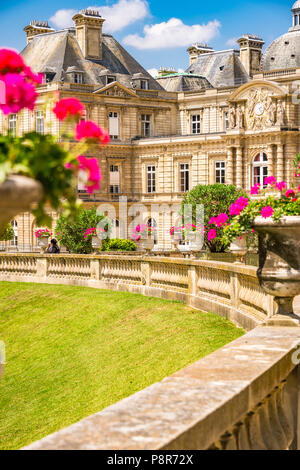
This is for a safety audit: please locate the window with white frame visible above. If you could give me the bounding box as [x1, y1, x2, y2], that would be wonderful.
[215, 161, 226, 184]
[142, 114, 151, 137]
[147, 217, 158, 245]
[110, 164, 120, 194]
[74, 73, 83, 84]
[109, 112, 119, 140]
[180, 163, 189, 192]
[224, 111, 229, 130]
[140, 79, 149, 90]
[191, 114, 201, 134]
[8, 114, 17, 136]
[253, 152, 268, 187]
[11, 219, 18, 246]
[35, 111, 44, 134]
[147, 165, 156, 193]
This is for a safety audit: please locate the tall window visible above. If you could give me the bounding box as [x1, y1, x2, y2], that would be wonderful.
[110, 164, 120, 194]
[224, 111, 229, 130]
[142, 114, 151, 137]
[74, 73, 83, 84]
[109, 112, 119, 140]
[35, 111, 44, 134]
[140, 80, 149, 90]
[8, 114, 17, 136]
[191, 114, 201, 134]
[147, 165, 156, 193]
[11, 220, 18, 246]
[147, 218, 158, 245]
[180, 163, 189, 192]
[253, 152, 268, 187]
[215, 161, 226, 184]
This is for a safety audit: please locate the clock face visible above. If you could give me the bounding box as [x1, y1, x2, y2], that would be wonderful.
[255, 102, 264, 116]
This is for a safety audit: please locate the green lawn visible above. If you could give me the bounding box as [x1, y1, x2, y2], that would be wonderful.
[0, 281, 244, 450]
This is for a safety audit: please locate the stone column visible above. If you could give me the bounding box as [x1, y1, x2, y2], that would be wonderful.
[36, 256, 47, 279]
[268, 145, 274, 177]
[226, 147, 233, 184]
[236, 146, 243, 188]
[277, 144, 284, 181]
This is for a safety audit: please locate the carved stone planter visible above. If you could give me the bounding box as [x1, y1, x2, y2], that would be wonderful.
[0, 175, 43, 233]
[137, 238, 154, 254]
[38, 235, 50, 253]
[92, 236, 102, 253]
[230, 233, 248, 264]
[187, 231, 204, 252]
[253, 216, 300, 324]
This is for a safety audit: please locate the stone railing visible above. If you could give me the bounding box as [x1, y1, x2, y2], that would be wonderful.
[1, 253, 299, 450]
[0, 253, 276, 330]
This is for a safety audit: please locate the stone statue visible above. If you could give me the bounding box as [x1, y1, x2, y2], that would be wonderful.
[267, 101, 276, 127]
[276, 101, 285, 126]
[228, 106, 236, 129]
[236, 105, 244, 129]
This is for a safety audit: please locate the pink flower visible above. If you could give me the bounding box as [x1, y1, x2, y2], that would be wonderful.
[0, 73, 37, 114]
[0, 49, 25, 75]
[77, 156, 101, 194]
[53, 98, 85, 121]
[75, 121, 110, 144]
[250, 184, 260, 195]
[229, 197, 249, 216]
[209, 217, 216, 225]
[207, 229, 217, 241]
[214, 213, 229, 227]
[276, 181, 287, 191]
[23, 66, 44, 85]
[264, 176, 277, 186]
[285, 189, 296, 198]
[261, 206, 274, 218]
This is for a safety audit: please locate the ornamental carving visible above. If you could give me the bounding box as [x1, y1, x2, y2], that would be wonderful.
[244, 87, 284, 130]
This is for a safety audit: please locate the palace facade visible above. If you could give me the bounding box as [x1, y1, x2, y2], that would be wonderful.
[2, 3, 300, 250]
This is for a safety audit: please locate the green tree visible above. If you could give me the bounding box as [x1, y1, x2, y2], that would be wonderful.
[0, 224, 14, 241]
[182, 184, 247, 252]
[55, 208, 110, 254]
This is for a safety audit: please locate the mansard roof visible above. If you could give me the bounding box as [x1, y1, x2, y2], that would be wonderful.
[21, 29, 163, 91]
[156, 73, 213, 92]
[185, 50, 250, 88]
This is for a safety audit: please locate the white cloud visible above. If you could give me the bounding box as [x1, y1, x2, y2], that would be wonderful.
[49, 0, 149, 33]
[49, 9, 77, 29]
[147, 68, 159, 77]
[226, 37, 238, 47]
[123, 18, 221, 50]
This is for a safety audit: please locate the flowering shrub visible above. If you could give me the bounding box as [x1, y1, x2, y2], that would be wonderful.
[131, 224, 156, 242]
[35, 229, 52, 239]
[222, 167, 300, 246]
[0, 223, 14, 241]
[84, 227, 106, 239]
[0, 48, 110, 226]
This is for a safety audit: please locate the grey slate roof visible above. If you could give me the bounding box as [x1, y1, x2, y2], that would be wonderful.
[262, 30, 300, 71]
[21, 29, 163, 91]
[156, 73, 213, 92]
[185, 50, 250, 88]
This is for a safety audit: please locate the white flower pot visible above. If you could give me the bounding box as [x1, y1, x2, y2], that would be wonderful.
[38, 235, 50, 253]
[230, 233, 248, 263]
[92, 236, 102, 252]
[187, 231, 204, 251]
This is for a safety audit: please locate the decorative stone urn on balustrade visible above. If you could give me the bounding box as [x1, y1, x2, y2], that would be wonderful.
[137, 237, 155, 254]
[0, 175, 43, 379]
[37, 235, 50, 253]
[253, 216, 300, 326]
[230, 233, 248, 264]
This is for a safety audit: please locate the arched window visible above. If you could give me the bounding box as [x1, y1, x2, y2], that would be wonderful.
[11, 220, 18, 246]
[147, 218, 158, 245]
[253, 152, 268, 187]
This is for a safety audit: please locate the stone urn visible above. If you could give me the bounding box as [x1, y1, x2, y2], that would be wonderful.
[137, 238, 154, 254]
[253, 216, 300, 324]
[92, 236, 102, 253]
[187, 231, 204, 252]
[230, 233, 248, 264]
[38, 235, 50, 253]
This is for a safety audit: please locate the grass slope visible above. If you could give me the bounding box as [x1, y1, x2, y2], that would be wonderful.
[0, 281, 244, 449]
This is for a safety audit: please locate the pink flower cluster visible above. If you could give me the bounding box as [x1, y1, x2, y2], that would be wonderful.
[229, 197, 249, 216]
[250, 183, 260, 195]
[35, 229, 52, 239]
[0, 49, 43, 115]
[132, 224, 156, 242]
[75, 121, 110, 145]
[84, 227, 105, 239]
[261, 206, 274, 219]
[53, 98, 85, 121]
[66, 156, 102, 195]
[209, 212, 229, 227]
[264, 176, 277, 186]
[207, 229, 217, 241]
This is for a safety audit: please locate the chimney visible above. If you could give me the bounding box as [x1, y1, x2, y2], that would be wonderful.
[72, 9, 105, 60]
[187, 43, 214, 65]
[237, 34, 265, 76]
[24, 21, 54, 44]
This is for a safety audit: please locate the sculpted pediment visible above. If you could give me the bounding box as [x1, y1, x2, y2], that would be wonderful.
[93, 82, 137, 98]
[227, 81, 288, 131]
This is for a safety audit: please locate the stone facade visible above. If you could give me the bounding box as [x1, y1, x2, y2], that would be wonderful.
[1, 5, 300, 250]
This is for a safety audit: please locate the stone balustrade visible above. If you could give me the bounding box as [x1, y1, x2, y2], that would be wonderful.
[1, 253, 299, 450]
[0, 253, 275, 330]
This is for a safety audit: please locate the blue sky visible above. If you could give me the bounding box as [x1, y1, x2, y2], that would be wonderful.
[0, 0, 294, 73]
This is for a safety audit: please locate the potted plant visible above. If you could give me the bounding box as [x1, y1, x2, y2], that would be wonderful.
[84, 227, 106, 253]
[182, 223, 205, 252]
[222, 172, 300, 323]
[132, 224, 156, 253]
[35, 229, 52, 252]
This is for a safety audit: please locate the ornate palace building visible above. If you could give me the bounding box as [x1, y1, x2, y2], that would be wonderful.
[1, 3, 300, 250]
